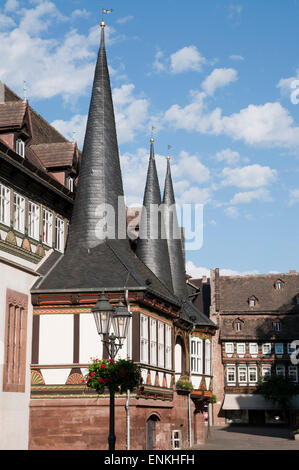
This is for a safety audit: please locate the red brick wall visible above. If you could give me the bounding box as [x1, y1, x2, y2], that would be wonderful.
[29, 393, 206, 450]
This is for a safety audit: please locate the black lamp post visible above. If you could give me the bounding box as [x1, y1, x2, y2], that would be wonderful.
[92, 293, 132, 451]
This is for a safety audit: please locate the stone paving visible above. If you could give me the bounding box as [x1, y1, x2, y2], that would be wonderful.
[194, 426, 299, 450]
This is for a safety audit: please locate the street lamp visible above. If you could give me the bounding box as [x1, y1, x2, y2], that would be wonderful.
[91, 292, 132, 451]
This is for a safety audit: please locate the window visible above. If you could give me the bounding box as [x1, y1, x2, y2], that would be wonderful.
[288, 342, 297, 355]
[42, 209, 53, 246]
[0, 183, 10, 226]
[3, 289, 28, 392]
[249, 297, 256, 307]
[262, 365, 271, 377]
[248, 366, 258, 383]
[275, 343, 284, 355]
[288, 366, 298, 382]
[55, 217, 65, 252]
[227, 366, 236, 383]
[140, 315, 149, 364]
[235, 322, 242, 331]
[191, 338, 203, 374]
[13, 192, 25, 233]
[16, 138, 25, 158]
[296, 296, 299, 305]
[171, 430, 182, 450]
[238, 366, 247, 383]
[275, 280, 283, 290]
[237, 343, 246, 355]
[150, 318, 157, 366]
[249, 343, 258, 355]
[66, 175, 74, 192]
[262, 343, 271, 355]
[276, 365, 285, 376]
[225, 342, 234, 354]
[165, 325, 172, 369]
[205, 339, 211, 375]
[157, 321, 164, 368]
[273, 321, 281, 331]
[28, 201, 40, 240]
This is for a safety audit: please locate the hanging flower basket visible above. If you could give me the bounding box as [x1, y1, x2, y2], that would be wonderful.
[83, 358, 141, 394]
[176, 375, 193, 393]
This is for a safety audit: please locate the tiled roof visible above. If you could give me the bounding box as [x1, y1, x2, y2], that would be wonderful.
[218, 273, 299, 313]
[0, 101, 26, 128]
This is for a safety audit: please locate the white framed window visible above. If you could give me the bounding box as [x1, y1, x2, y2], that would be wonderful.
[227, 366, 236, 384]
[0, 183, 10, 226]
[248, 366, 258, 383]
[249, 298, 256, 307]
[262, 365, 271, 377]
[158, 321, 164, 368]
[66, 175, 74, 192]
[275, 343, 284, 355]
[262, 343, 271, 355]
[140, 315, 149, 364]
[237, 343, 246, 355]
[150, 318, 157, 366]
[165, 324, 172, 370]
[288, 342, 297, 355]
[191, 337, 202, 374]
[249, 343, 258, 355]
[55, 217, 65, 252]
[28, 201, 40, 240]
[275, 280, 283, 290]
[238, 366, 247, 383]
[276, 365, 285, 376]
[16, 138, 25, 158]
[225, 342, 234, 354]
[235, 322, 242, 331]
[205, 339, 211, 375]
[42, 209, 53, 246]
[288, 366, 298, 382]
[13, 192, 25, 233]
[171, 430, 182, 450]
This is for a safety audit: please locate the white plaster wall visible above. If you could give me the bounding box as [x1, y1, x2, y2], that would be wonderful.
[80, 313, 103, 363]
[0, 260, 36, 450]
[39, 314, 73, 365]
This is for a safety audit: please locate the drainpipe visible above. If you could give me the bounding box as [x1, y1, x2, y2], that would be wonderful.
[125, 289, 131, 450]
[188, 323, 196, 447]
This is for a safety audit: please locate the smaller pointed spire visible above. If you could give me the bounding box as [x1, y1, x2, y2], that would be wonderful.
[136, 138, 173, 291]
[163, 154, 187, 299]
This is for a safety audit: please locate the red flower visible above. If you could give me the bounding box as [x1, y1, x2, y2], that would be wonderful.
[101, 363, 105, 369]
[90, 372, 95, 377]
[109, 359, 114, 364]
[81, 379, 85, 383]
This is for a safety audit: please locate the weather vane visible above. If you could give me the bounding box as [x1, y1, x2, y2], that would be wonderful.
[150, 126, 155, 142]
[23, 80, 27, 103]
[101, 4, 113, 26]
[167, 145, 172, 160]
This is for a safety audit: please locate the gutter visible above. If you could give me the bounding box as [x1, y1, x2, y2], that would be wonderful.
[188, 323, 196, 448]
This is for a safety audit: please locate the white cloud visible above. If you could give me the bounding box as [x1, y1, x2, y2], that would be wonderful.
[171, 151, 210, 184]
[116, 15, 134, 25]
[230, 188, 273, 205]
[170, 46, 206, 74]
[51, 114, 87, 148]
[201, 68, 237, 95]
[178, 186, 212, 205]
[224, 206, 239, 218]
[4, 0, 19, 12]
[71, 9, 90, 20]
[229, 54, 244, 61]
[221, 164, 277, 189]
[213, 148, 241, 165]
[0, 12, 16, 29]
[152, 48, 167, 73]
[289, 188, 299, 206]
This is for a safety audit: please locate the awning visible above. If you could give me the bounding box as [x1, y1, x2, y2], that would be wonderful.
[222, 394, 279, 410]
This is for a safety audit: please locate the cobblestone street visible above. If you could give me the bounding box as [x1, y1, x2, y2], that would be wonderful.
[195, 426, 299, 450]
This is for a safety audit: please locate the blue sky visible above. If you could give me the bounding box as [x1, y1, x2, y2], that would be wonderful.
[2, 0, 299, 277]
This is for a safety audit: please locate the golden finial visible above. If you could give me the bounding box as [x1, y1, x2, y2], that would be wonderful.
[150, 125, 155, 142]
[167, 145, 172, 160]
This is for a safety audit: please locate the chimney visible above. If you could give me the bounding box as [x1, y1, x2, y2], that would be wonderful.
[289, 270, 297, 274]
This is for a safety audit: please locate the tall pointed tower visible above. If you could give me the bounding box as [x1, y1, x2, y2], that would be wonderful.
[136, 138, 173, 291]
[163, 155, 187, 299]
[66, 21, 126, 251]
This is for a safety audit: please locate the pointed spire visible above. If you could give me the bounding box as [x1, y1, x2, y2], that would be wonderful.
[66, 22, 126, 251]
[136, 138, 173, 291]
[163, 155, 187, 299]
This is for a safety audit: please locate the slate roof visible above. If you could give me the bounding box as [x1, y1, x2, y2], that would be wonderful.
[30, 142, 78, 168]
[181, 299, 216, 327]
[218, 273, 299, 313]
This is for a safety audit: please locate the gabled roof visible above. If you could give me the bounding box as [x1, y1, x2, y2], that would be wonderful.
[0, 101, 27, 128]
[30, 142, 78, 168]
[181, 299, 216, 327]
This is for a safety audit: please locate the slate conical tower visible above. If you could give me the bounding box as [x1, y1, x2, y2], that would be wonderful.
[66, 21, 126, 252]
[163, 155, 187, 299]
[136, 139, 173, 291]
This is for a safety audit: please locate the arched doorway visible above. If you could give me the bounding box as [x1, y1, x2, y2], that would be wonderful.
[146, 415, 160, 450]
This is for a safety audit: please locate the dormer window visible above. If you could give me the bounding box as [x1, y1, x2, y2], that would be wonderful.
[275, 280, 283, 290]
[273, 321, 281, 332]
[248, 296, 258, 308]
[16, 138, 25, 158]
[66, 175, 74, 192]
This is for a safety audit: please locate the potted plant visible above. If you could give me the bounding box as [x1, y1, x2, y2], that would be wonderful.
[176, 375, 193, 393]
